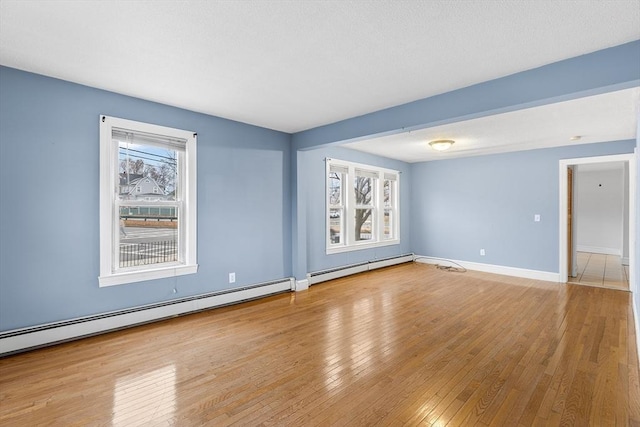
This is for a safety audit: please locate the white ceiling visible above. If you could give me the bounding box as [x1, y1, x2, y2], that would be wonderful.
[0, 0, 639, 158]
[345, 87, 640, 162]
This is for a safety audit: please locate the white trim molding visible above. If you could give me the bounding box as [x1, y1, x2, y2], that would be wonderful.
[414, 256, 561, 283]
[294, 279, 309, 291]
[576, 245, 622, 256]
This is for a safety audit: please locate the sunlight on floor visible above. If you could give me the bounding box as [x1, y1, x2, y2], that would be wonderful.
[322, 291, 398, 393]
[113, 364, 176, 426]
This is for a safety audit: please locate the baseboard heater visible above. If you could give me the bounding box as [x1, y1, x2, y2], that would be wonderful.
[0, 278, 294, 356]
[307, 253, 414, 286]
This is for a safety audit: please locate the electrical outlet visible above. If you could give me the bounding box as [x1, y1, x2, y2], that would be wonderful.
[534, 214, 541, 222]
[480, 249, 485, 256]
[229, 272, 236, 283]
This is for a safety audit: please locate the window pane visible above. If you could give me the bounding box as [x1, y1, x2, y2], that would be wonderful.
[355, 208, 373, 241]
[384, 209, 393, 239]
[118, 141, 178, 201]
[119, 207, 178, 267]
[329, 208, 342, 244]
[329, 172, 343, 206]
[384, 179, 392, 207]
[355, 176, 373, 206]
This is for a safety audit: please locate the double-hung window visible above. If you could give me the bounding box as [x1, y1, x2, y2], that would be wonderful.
[99, 116, 197, 286]
[326, 158, 400, 253]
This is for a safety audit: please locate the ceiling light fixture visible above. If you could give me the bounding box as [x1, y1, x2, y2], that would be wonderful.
[428, 139, 455, 151]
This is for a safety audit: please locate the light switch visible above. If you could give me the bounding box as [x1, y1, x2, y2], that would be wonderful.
[534, 214, 541, 222]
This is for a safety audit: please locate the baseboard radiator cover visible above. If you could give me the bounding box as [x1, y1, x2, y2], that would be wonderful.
[307, 253, 414, 286]
[0, 278, 294, 356]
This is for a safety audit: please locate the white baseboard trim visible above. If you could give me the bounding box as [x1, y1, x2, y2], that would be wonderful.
[295, 279, 309, 291]
[414, 256, 561, 283]
[0, 278, 292, 356]
[576, 245, 622, 256]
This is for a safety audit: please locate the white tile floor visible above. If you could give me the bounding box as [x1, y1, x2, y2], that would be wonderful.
[568, 252, 629, 291]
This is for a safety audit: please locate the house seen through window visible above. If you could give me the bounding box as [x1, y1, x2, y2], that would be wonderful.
[118, 136, 179, 267]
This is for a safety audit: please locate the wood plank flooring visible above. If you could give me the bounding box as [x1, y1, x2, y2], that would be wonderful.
[1, 263, 639, 426]
[568, 252, 629, 291]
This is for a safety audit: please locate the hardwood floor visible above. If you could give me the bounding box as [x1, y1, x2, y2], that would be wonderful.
[1, 263, 639, 426]
[568, 252, 629, 291]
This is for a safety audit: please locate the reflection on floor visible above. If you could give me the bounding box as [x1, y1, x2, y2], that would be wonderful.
[568, 251, 629, 291]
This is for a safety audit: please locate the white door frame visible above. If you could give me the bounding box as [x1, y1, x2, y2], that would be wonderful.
[558, 153, 636, 292]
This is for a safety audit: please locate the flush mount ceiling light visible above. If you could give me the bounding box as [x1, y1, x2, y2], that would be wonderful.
[428, 139, 455, 151]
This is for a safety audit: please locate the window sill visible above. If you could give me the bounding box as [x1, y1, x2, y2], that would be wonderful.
[99, 264, 198, 287]
[326, 239, 400, 255]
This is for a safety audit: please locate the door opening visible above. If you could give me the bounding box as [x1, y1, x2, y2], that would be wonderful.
[559, 154, 636, 295]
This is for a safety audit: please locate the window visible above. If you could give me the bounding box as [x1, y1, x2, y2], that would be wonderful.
[326, 159, 399, 253]
[99, 116, 197, 286]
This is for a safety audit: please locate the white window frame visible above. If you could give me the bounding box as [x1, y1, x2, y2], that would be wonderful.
[326, 158, 400, 254]
[99, 116, 197, 286]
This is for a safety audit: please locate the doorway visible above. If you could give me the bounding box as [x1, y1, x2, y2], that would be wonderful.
[567, 162, 629, 290]
[559, 153, 636, 294]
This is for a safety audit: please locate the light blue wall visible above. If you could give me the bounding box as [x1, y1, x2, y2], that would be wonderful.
[299, 147, 411, 273]
[0, 66, 292, 331]
[410, 141, 636, 273]
[2, 40, 639, 335]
